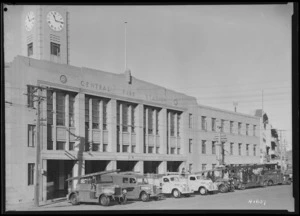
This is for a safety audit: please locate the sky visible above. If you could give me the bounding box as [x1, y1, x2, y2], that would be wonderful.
[4, 4, 294, 150]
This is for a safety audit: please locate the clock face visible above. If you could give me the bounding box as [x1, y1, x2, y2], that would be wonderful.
[47, 11, 64, 31]
[25, 11, 35, 31]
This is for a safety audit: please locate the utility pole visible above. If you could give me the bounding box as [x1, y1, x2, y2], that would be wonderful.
[26, 85, 49, 207]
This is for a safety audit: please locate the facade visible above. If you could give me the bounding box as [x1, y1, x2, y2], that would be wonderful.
[5, 5, 260, 205]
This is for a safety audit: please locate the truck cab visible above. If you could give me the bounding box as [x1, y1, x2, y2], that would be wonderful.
[186, 174, 219, 195]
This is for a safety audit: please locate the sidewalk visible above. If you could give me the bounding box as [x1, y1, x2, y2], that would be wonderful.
[5, 197, 67, 212]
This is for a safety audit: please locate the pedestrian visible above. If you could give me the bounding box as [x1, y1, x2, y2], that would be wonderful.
[181, 167, 186, 177]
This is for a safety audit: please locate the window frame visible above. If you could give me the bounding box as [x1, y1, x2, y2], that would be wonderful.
[50, 42, 61, 56]
[28, 124, 36, 147]
[27, 42, 33, 57]
[28, 163, 35, 186]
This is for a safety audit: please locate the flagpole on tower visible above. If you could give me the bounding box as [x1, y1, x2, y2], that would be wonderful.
[124, 21, 127, 70]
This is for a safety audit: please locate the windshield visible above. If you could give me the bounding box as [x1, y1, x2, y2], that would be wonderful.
[136, 177, 148, 184]
[170, 177, 180, 182]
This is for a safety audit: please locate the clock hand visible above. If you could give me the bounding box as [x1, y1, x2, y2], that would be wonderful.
[52, 14, 57, 22]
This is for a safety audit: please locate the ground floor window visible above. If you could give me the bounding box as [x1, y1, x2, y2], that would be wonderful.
[171, 147, 176, 154]
[57, 142, 65, 150]
[92, 143, 100, 151]
[28, 163, 35, 185]
[103, 144, 108, 152]
[123, 145, 129, 153]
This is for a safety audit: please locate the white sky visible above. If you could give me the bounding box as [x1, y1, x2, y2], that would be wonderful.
[4, 4, 294, 150]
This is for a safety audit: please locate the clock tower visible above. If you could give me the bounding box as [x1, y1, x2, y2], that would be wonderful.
[22, 5, 70, 64]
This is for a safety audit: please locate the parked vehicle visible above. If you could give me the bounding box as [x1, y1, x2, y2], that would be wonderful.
[103, 172, 163, 202]
[185, 174, 219, 195]
[65, 170, 127, 206]
[146, 174, 194, 198]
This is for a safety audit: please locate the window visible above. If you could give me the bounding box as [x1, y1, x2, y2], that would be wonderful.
[246, 144, 249, 156]
[148, 108, 154, 134]
[212, 164, 216, 169]
[163, 178, 169, 183]
[131, 105, 135, 133]
[238, 143, 242, 155]
[238, 122, 242, 134]
[170, 112, 175, 136]
[148, 146, 154, 154]
[92, 143, 100, 151]
[103, 144, 108, 152]
[212, 141, 216, 154]
[27, 43, 33, 56]
[103, 100, 108, 130]
[123, 145, 129, 153]
[189, 113, 192, 128]
[246, 124, 249, 135]
[69, 142, 75, 151]
[85, 97, 90, 129]
[253, 125, 256, 136]
[131, 145, 136, 153]
[50, 42, 60, 56]
[57, 141, 65, 150]
[177, 148, 180, 154]
[230, 121, 234, 133]
[221, 119, 225, 132]
[120, 103, 129, 132]
[69, 94, 75, 127]
[27, 85, 35, 108]
[28, 163, 35, 185]
[156, 147, 160, 154]
[28, 125, 36, 147]
[189, 139, 192, 153]
[212, 118, 216, 131]
[253, 145, 256, 156]
[156, 110, 159, 135]
[123, 178, 129, 183]
[177, 114, 180, 136]
[230, 143, 233, 155]
[190, 176, 196, 181]
[202, 164, 207, 171]
[201, 116, 206, 130]
[47, 90, 53, 125]
[56, 92, 65, 126]
[171, 147, 175, 154]
[92, 98, 99, 129]
[47, 141, 53, 150]
[202, 140, 206, 154]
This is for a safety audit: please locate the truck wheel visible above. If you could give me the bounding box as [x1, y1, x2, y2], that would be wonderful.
[172, 189, 181, 198]
[70, 193, 79, 205]
[99, 195, 110, 206]
[239, 184, 246, 190]
[268, 180, 273, 186]
[140, 192, 150, 202]
[199, 187, 207, 195]
[219, 184, 227, 193]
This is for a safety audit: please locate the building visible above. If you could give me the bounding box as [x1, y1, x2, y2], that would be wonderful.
[5, 5, 260, 205]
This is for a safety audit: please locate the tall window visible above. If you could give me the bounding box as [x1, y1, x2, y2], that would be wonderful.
[253, 125, 256, 136]
[177, 114, 180, 136]
[238, 122, 242, 134]
[201, 116, 206, 130]
[221, 119, 225, 132]
[28, 163, 35, 185]
[131, 105, 135, 133]
[246, 124, 249, 136]
[202, 164, 207, 171]
[212, 118, 216, 131]
[202, 140, 206, 154]
[156, 110, 159, 135]
[47, 90, 53, 125]
[56, 92, 65, 126]
[212, 141, 216, 154]
[148, 108, 154, 134]
[253, 145, 256, 156]
[85, 97, 89, 129]
[27, 43, 33, 56]
[238, 143, 242, 155]
[69, 94, 75, 127]
[246, 144, 249, 156]
[230, 121, 234, 134]
[123, 103, 129, 132]
[230, 143, 233, 155]
[28, 125, 36, 147]
[103, 100, 108, 130]
[50, 42, 60, 56]
[57, 141, 65, 150]
[27, 85, 35, 108]
[189, 139, 192, 153]
[170, 112, 175, 136]
[189, 113, 192, 128]
[92, 98, 100, 129]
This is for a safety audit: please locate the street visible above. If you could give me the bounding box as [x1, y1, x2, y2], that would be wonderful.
[6, 184, 294, 212]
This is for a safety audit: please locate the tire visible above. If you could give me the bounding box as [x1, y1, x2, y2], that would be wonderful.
[219, 184, 227, 193]
[140, 191, 150, 202]
[70, 193, 79, 205]
[99, 195, 110, 206]
[172, 189, 181, 198]
[199, 187, 207, 195]
[239, 184, 246, 190]
[263, 180, 268, 187]
[268, 180, 273, 186]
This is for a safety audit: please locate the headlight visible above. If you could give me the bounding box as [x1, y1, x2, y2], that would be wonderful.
[122, 189, 127, 194]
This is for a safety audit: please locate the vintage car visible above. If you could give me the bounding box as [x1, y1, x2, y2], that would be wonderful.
[147, 174, 194, 198]
[186, 174, 219, 195]
[104, 172, 163, 202]
[66, 170, 127, 206]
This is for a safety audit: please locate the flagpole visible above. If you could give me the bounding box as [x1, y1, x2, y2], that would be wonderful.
[124, 21, 127, 70]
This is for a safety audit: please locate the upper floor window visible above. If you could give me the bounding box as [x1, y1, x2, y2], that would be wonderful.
[238, 122, 242, 134]
[212, 118, 216, 131]
[47, 90, 53, 125]
[230, 121, 234, 134]
[202, 140, 206, 154]
[189, 113, 192, 128]
[50, 42, 60, 56]
[212, 141, 216, 154]
[28, 124, 36, 147]
[27, 43, 33, 56]
[189, 139, 192, 153]
[238, 143, 242, 155]
[230, 142, 234, 155]
[201, 116, 206, 130]
[103, 100, 108, 130]
[28, 163, 35, 185]
[246, 124, 249, 136]
[69, 94, 75, 127]
[148, 108, 154, 134]
[253, 125, 256, 136]
[253, 145, 256, 156]
[221, 119, 225, 132]
[177, 114, 180, 136]
[27, 85, 35, 108]
[246, 144, 249, 156]
[56, 92, 65, 126]
[92, 98, 100, 129]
